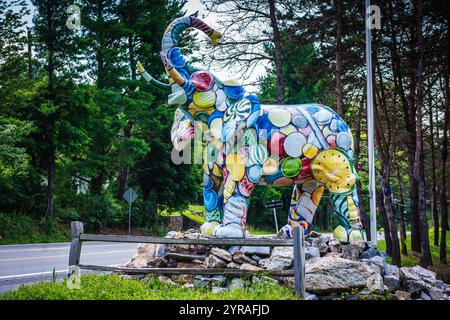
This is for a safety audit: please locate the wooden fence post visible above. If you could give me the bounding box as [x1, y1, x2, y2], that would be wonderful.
[293, 226, 305, 298]
[68, 221, 84, 276]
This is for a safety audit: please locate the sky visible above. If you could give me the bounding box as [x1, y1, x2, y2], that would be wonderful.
[17, 0, 267, 91]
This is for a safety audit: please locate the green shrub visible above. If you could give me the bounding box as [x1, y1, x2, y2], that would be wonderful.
[0, 274, 299, 300]
[0, 212, 70, 244]
[79, 193, 123, 230]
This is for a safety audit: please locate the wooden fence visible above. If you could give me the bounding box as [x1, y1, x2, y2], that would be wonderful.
[68, 221, 306, 297]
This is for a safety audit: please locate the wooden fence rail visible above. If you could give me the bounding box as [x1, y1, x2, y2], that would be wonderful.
[68, 221, 305, 298]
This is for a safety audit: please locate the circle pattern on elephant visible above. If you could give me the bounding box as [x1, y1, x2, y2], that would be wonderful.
[224, 99, 252, 122]
[281, 157, 302, 177]
[247, 165, 262, 183]
[237, 175, 254, 197]
[311, 149, 355, 194]
[190, 71, 215, 91]
[203, 173, 213, 190]
[283, 132, 306, 157]
[268, 109, 291, 127]
[262, 158, 279, 175]
[193, 90, 216, 109]
[225, 154, 245, 181]
[204, 189, 218, 211]
[248, 144, 268, 165]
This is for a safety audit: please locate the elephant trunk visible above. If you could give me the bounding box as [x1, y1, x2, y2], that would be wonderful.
[160, 16, 222, 87]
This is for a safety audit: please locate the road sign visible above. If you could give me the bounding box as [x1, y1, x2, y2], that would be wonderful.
[123, 188, 137, 204]
[123, 188, 138, 236]
[264, 200, 283, 210]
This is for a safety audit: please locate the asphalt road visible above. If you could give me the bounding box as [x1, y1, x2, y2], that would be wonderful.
[0, 241, 138, 293]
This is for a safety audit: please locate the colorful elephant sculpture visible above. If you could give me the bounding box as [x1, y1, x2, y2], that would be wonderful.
[138, 16, 365, 242]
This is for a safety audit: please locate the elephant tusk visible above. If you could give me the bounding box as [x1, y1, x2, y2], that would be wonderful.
[136, 61, 170, 92]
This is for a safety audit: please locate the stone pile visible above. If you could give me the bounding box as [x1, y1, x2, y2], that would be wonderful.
[124, 229, 450, 300]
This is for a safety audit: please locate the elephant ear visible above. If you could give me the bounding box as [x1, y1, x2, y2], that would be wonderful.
[171, 108, 194, 151]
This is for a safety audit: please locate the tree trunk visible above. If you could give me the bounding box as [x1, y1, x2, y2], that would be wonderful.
[429, 106, 439, 246]
[27, 27, 33, 80]
[387, 1, 421, 253]
[439, 57, 449, 264]
[414, 0, 432, 267]
[396, 167, 408, 255]
[268, 0, 285, 104]
[380, 165, 401, 265]
[335, 0, 344, 117]
[378, 187, 392, 256]
[45, 149, 55, 218]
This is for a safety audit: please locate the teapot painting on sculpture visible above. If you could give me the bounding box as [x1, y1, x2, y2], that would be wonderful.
[138, 16, 365, 241]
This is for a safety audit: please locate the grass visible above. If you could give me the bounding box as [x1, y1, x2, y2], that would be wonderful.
[377, 227, 450, 267]
[377, 227, 450, 282]
[0, 274, 299, 300]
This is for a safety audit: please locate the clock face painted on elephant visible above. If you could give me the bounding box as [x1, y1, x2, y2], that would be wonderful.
[137, 16, 366, 242]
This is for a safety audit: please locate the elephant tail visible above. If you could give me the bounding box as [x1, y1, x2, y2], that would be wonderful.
[161, 16, 222, 64]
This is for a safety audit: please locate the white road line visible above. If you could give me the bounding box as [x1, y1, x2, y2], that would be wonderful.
[0, 264, 121, 280]
[0, 243, 136, 253]
[0, 249, 136, 262]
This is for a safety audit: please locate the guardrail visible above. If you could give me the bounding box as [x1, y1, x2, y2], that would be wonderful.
[68, 221, 306, 297]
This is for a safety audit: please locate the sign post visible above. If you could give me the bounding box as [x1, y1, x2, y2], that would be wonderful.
[365, 0, 378, 246]
[123, 188, 137, 236]
[264, 200, 283, 233]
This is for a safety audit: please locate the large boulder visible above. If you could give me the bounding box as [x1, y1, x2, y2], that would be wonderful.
[400, 266, 436, 293]
[305, 256, 376, 294]
[267, 246, 294, 271]
[340, 241, 367, 261]
[384, 275, 400, 292]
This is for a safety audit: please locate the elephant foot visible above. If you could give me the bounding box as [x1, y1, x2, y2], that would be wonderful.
[214, 223, 245, 238]
[200, 221, 220, 236]
[333, 225, 366, 243]
[279, 224, 309, 238]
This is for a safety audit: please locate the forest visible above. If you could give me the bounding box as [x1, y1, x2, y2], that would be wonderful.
[0, 0, 448, 269]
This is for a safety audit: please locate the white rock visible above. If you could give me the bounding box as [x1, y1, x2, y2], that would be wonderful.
[305, 256, 376, 294]
[204, 254, 227, 268]
[211, 247, 232, 262]
[240, 246, 271, 256]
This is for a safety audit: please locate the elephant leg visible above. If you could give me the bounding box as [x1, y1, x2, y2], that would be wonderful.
[214, 167, 254, 238]
[331, 189, 366, 242]
[200, 149, 224, 236]
[280, 181, 324, 238]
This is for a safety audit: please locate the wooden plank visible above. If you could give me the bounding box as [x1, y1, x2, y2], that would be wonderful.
[68, 221, 84, 275]
[80, 234, 294, 246]
[293, 226, 305, 298]
[79, 264, 294, 277]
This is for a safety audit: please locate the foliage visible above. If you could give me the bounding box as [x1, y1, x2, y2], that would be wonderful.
[0, 212, 70, 244]
[0, 274, 299, 300]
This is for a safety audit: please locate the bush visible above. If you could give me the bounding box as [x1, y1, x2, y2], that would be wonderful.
[78, 193, 123, 231]
[0, 212, 70, 244]
[0, 274, 299, 300]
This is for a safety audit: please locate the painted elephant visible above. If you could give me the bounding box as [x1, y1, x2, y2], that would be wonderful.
[138, 16, 365, 242]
